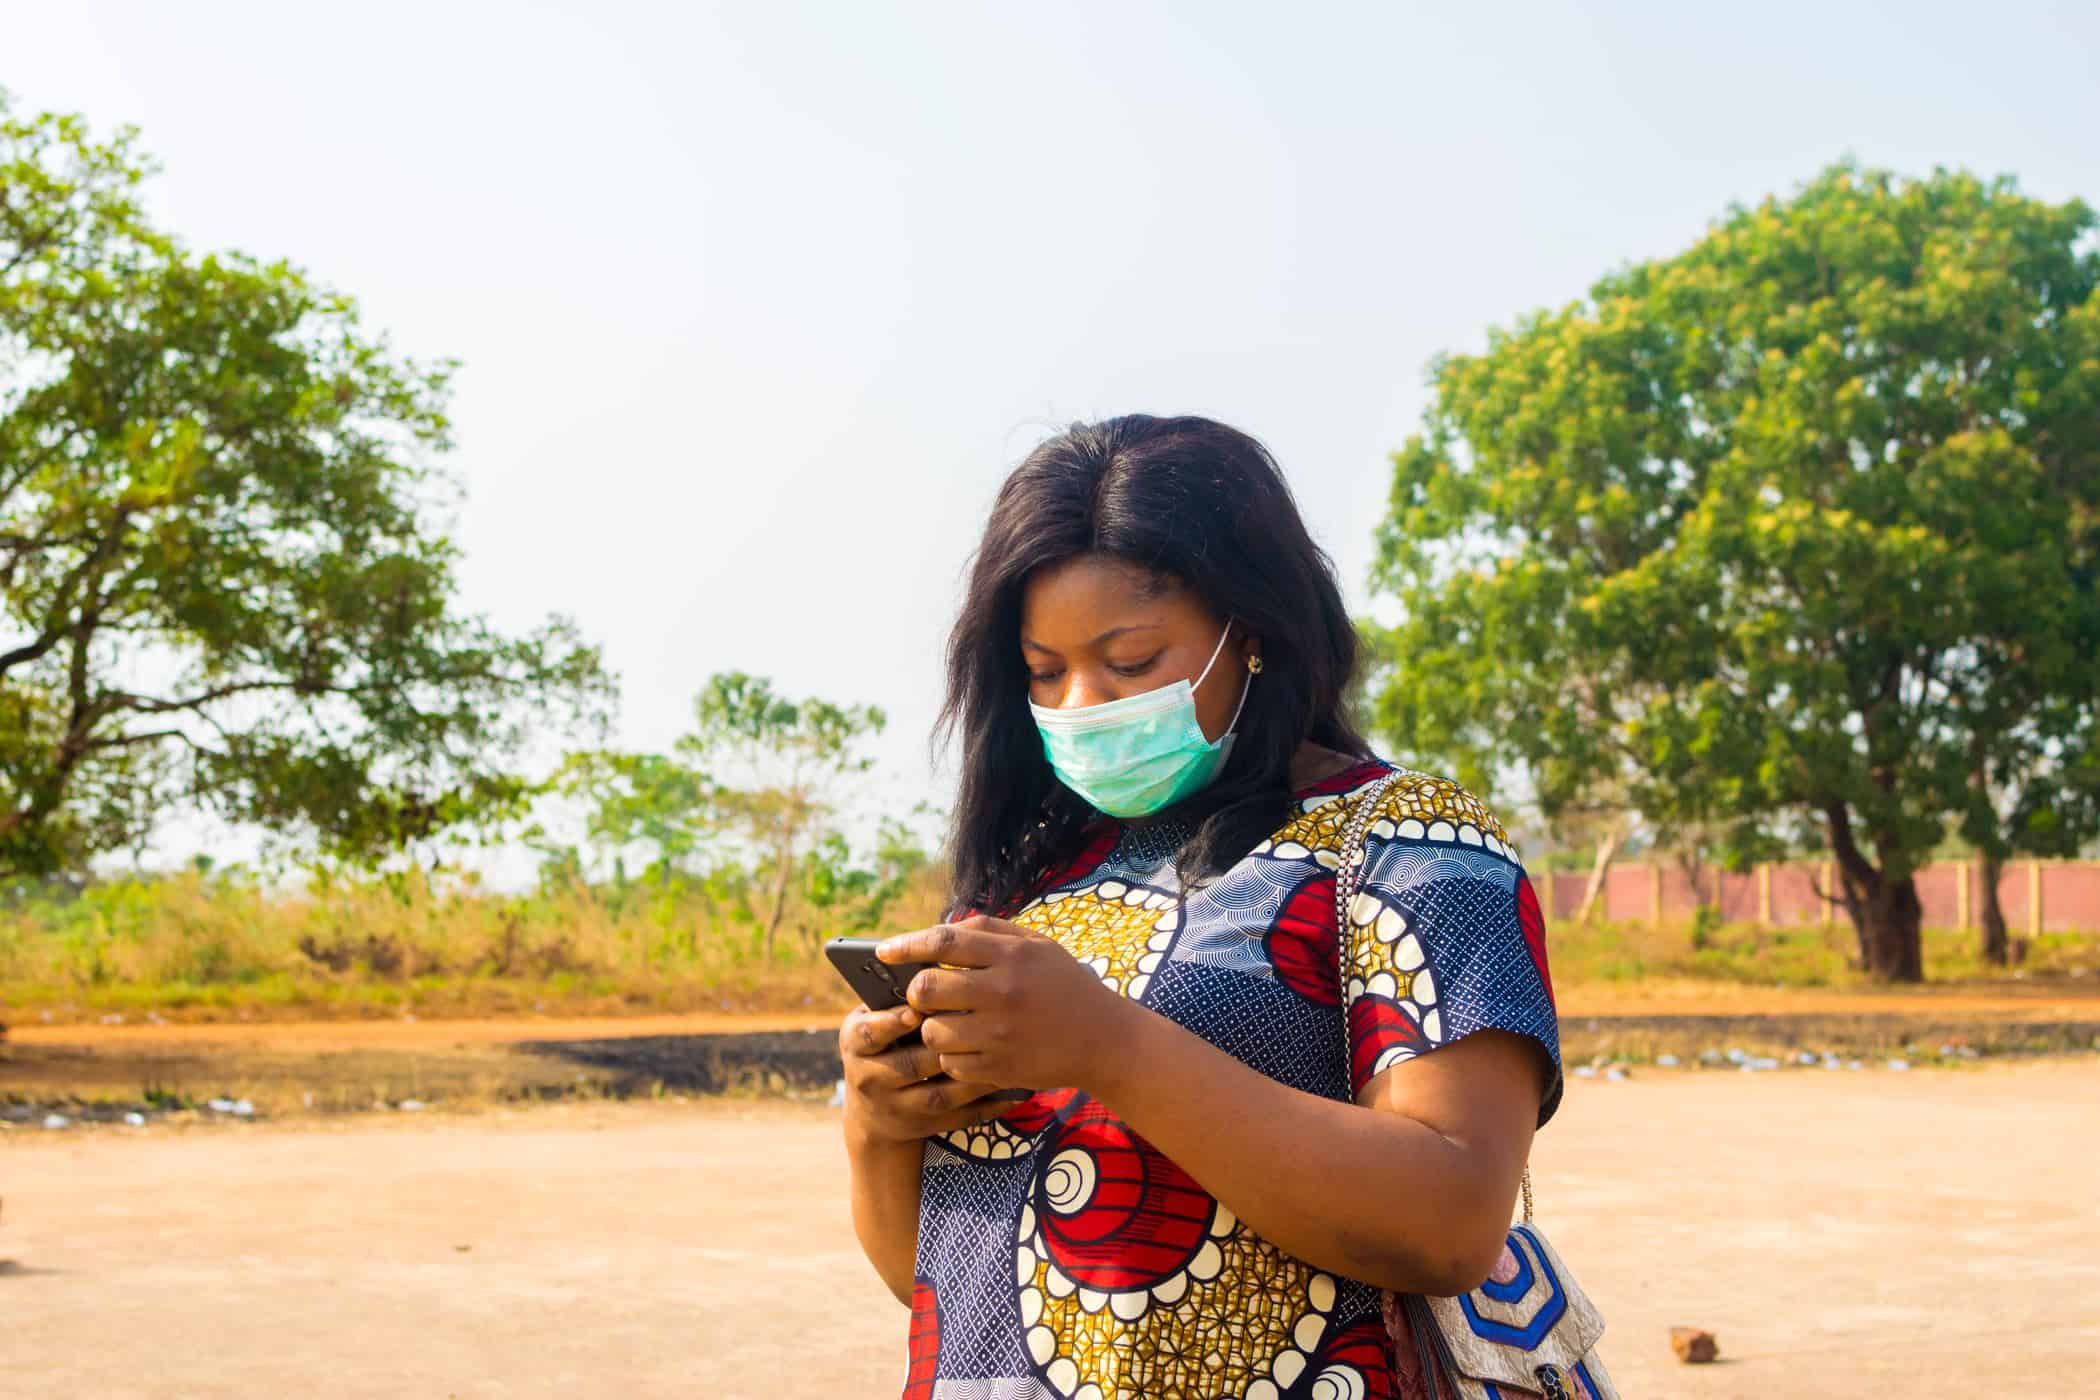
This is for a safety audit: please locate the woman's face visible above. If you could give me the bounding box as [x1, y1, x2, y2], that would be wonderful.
[1019, 555, 1258, 745]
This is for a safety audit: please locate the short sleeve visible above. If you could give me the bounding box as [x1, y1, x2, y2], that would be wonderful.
[1338, 774, 1563, 1127]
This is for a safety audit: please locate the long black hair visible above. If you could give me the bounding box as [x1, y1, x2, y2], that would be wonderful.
[933, 414, 1373, 919]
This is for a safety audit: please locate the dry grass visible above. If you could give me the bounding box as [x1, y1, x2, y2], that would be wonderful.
[0, 863, 942, 1025]
[4, 864, 2095, 1028]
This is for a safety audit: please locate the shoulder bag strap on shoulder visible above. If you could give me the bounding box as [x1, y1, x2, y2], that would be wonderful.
[1333, 768, 1534, 1223]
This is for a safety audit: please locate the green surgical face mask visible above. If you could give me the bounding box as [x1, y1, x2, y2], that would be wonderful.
[1029, 619, 1252, 819]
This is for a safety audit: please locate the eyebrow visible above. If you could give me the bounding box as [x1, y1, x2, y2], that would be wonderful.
[1020, 623, 1162, 653]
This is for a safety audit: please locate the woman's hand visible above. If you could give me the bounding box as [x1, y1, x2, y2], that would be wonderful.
[837, 999, 1012, 1147]
[877, 913, 1137, 1095]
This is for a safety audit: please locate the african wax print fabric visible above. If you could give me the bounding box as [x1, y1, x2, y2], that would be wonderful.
[902, 757, 1562, 1400]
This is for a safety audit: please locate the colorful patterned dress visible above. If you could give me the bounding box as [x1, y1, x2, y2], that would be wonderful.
[903, 756, 1562, 1400]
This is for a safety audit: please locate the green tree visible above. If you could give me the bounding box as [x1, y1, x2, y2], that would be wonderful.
[684, 671, 885, 959]
[1963, 682, 2100, 963]
[551, 746, 716, 890]
[0, 92, 613, 875]
[1368, 161, 2100, 982]
[798, 809, 937, 946]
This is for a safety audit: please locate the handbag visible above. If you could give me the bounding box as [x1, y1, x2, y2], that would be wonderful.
[1334, 771, 1619, 1400]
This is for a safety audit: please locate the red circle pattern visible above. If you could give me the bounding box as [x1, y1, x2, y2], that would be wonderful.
[1034, 1098, 1216, 1292]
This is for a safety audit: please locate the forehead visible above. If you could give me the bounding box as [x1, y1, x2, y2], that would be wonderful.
[1020, 556, 1198, 642]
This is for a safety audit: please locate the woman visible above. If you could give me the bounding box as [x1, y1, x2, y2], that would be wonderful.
[841, 415, 1561, 1400]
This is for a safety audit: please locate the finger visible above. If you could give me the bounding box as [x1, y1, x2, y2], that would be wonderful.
[936, 1051, 996, 1085]
[864, 1004, 924, 1056]
[918, 1011, 987, 1057]
[896, 1073, 996, 1117]
[842, 1002, 923, 1059]
[905, 967, 981, 1014]
[879, 922, 1005, 969]
[867, 1038, 945, 1086]
[838, 1004, 875, 1059]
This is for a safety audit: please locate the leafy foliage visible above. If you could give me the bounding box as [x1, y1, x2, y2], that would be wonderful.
[551, 747, 716, 888]
[523, 672, 912, 959]
[684, 671, 889, 956]
[0, 90, 613, 874]
[1369, 160, 2100, 980]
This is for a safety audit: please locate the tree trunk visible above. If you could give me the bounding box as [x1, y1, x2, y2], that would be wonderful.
[1676, 849, 1713, 913]
[1836, 866, 1870, 969]
[1978, 852, 2009, 967]
[1855, 872, 1925, 981]
[761, 842, 795, 960]
[1824, 804, 1925, 983]
[1576, 829, 1621, 923]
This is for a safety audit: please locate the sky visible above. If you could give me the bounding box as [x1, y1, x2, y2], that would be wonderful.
[9, 1, 2100, 879]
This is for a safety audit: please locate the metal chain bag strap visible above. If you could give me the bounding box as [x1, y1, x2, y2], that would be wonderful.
[1333, 772, 1619, 1400]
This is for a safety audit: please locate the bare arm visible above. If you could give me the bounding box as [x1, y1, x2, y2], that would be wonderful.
[1089, 1007, 1544, 1296]
[890, 917, 1547, 1298]
[845, 1123, 928, 1306]
[839, 1001, 1011, 1305]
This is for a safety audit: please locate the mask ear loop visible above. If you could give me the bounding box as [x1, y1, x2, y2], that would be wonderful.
[1191, 616, 1236, 693]
[1219, 655, 1253, 737]
[1200, 616, 1252, 740]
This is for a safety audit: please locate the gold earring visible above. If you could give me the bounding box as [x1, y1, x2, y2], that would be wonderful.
[1247, 655, 1263, 674]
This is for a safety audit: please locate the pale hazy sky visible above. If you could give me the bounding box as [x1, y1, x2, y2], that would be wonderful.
[11, 2, 2100, 874]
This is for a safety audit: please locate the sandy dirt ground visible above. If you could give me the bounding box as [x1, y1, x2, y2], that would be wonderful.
[3, 1060, 2096, 1398]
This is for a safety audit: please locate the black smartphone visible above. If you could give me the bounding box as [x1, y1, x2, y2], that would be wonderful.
[825, 935, 932, 1020]
[824, 936, 1030, 1102]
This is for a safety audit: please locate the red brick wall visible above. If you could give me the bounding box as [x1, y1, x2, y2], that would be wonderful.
[1769, 864, 1823, 924]
[1529, 859, 2100, 931]
[2048, 863, 2100, 931]
[1914, 864, 1963, 928]
[1543, 871, 1589, 920]
[1714, 868, 1761, 923]
[1604, 864, 1653, 922]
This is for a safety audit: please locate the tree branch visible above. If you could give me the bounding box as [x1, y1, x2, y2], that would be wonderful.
[0, 503, 132, 678]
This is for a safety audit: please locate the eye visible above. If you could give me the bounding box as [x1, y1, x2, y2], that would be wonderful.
[1028, 657, 1158, 686]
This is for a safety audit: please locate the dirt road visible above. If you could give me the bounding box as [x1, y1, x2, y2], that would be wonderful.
[3, 1060, 2096, 1398]
[11, 983, 2098, 1122]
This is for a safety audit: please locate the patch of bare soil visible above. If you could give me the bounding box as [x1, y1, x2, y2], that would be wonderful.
[1, 1009, 839, 1050]
[7, 988, 2099, 1126]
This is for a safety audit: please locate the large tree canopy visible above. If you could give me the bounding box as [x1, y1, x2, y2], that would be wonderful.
[1369, 160, 2100, 981]
[0, 92, 612, 876]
